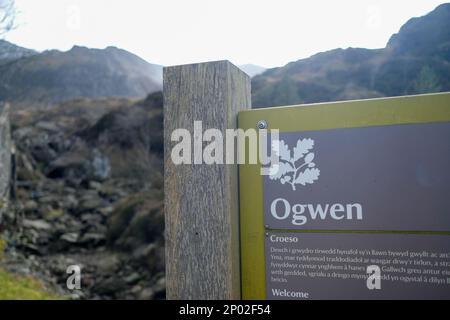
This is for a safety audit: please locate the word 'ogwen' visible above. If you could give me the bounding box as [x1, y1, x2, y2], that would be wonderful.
[270, 198, 363, 226]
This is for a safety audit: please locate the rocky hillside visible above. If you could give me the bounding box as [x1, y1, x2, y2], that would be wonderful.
[1, 92, 165, 299]
[0, 44, 162, 104]
[252, 3, 450, 107]
[0, 40, 36, 64]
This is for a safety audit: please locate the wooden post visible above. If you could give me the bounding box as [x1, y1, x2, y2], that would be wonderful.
[164, 61, 251, 299]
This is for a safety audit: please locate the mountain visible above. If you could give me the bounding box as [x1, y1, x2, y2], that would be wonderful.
[252, 3, 450, 108]
[386, 3, 450, 57]
[1, 3, 449, 107]
[239, 64, 267, 77]
[0, 43, 163, 104]
[0, 39, 37, 64]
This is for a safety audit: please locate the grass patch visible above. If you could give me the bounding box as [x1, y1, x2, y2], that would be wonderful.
[0, 268, 61, 300]
[0, 238, 5, 260]
[0, 237, 61, 300]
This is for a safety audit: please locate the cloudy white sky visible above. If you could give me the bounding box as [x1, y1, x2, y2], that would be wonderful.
[4, 0, 447, 67]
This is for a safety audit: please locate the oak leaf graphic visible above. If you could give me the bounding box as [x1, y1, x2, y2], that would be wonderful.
[269, 138, 320, 190]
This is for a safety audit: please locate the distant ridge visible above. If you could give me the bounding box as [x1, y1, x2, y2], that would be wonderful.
[0, 42, 163, 104]
[0, 40, 37, 64]
[239, 64, 267, 77]
[252, 3, 450, 108]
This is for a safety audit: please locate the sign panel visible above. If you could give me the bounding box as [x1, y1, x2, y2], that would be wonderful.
[265, 232, 450, 299]
[264, 122, 450, 231]
[238, 92, 450, 300]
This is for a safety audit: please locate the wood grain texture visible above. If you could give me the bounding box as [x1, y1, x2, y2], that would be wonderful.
[164, 61, 251, 299]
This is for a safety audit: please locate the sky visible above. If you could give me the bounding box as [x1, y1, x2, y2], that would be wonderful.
[4, 0, 447, 68]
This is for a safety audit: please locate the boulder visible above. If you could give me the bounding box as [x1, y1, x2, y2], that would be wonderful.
[35, 121, 60, 133]
[93, 276, 127, 296]
[59, 232, 79, 243]
[22, 219, 52, 231]
[16, 151, 42, 182]
[106, 191, 163, 249]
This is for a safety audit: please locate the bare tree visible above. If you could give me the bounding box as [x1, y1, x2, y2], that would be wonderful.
[0, 0, 15, 36]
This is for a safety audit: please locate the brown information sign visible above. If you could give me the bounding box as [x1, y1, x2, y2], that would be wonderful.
[265, 232, 450, 299]
[264, 122, 450, 231]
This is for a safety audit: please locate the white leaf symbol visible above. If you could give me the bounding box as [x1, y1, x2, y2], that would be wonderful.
[269, 162, 294, 180]
[272, 140, 291, 162]
[304, 152, 314, 163]
[268, 138, 320, 190]
[293, 138, 314, 162]
[294, 168, 320, 186]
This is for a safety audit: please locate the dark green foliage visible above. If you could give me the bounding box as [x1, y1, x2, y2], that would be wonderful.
[414, 65, 442, 93]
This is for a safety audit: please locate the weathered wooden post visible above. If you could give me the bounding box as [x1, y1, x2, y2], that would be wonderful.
[0, 102, 11, 225]
[164, 61, 251, 299]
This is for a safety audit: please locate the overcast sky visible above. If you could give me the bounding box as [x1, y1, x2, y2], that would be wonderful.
[4, 0, 447, 67]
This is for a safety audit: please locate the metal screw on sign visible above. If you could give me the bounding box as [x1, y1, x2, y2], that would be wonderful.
[257, 120, 267, 130]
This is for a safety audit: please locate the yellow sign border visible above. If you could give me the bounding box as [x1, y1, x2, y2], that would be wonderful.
[238, 92, 450, 300]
